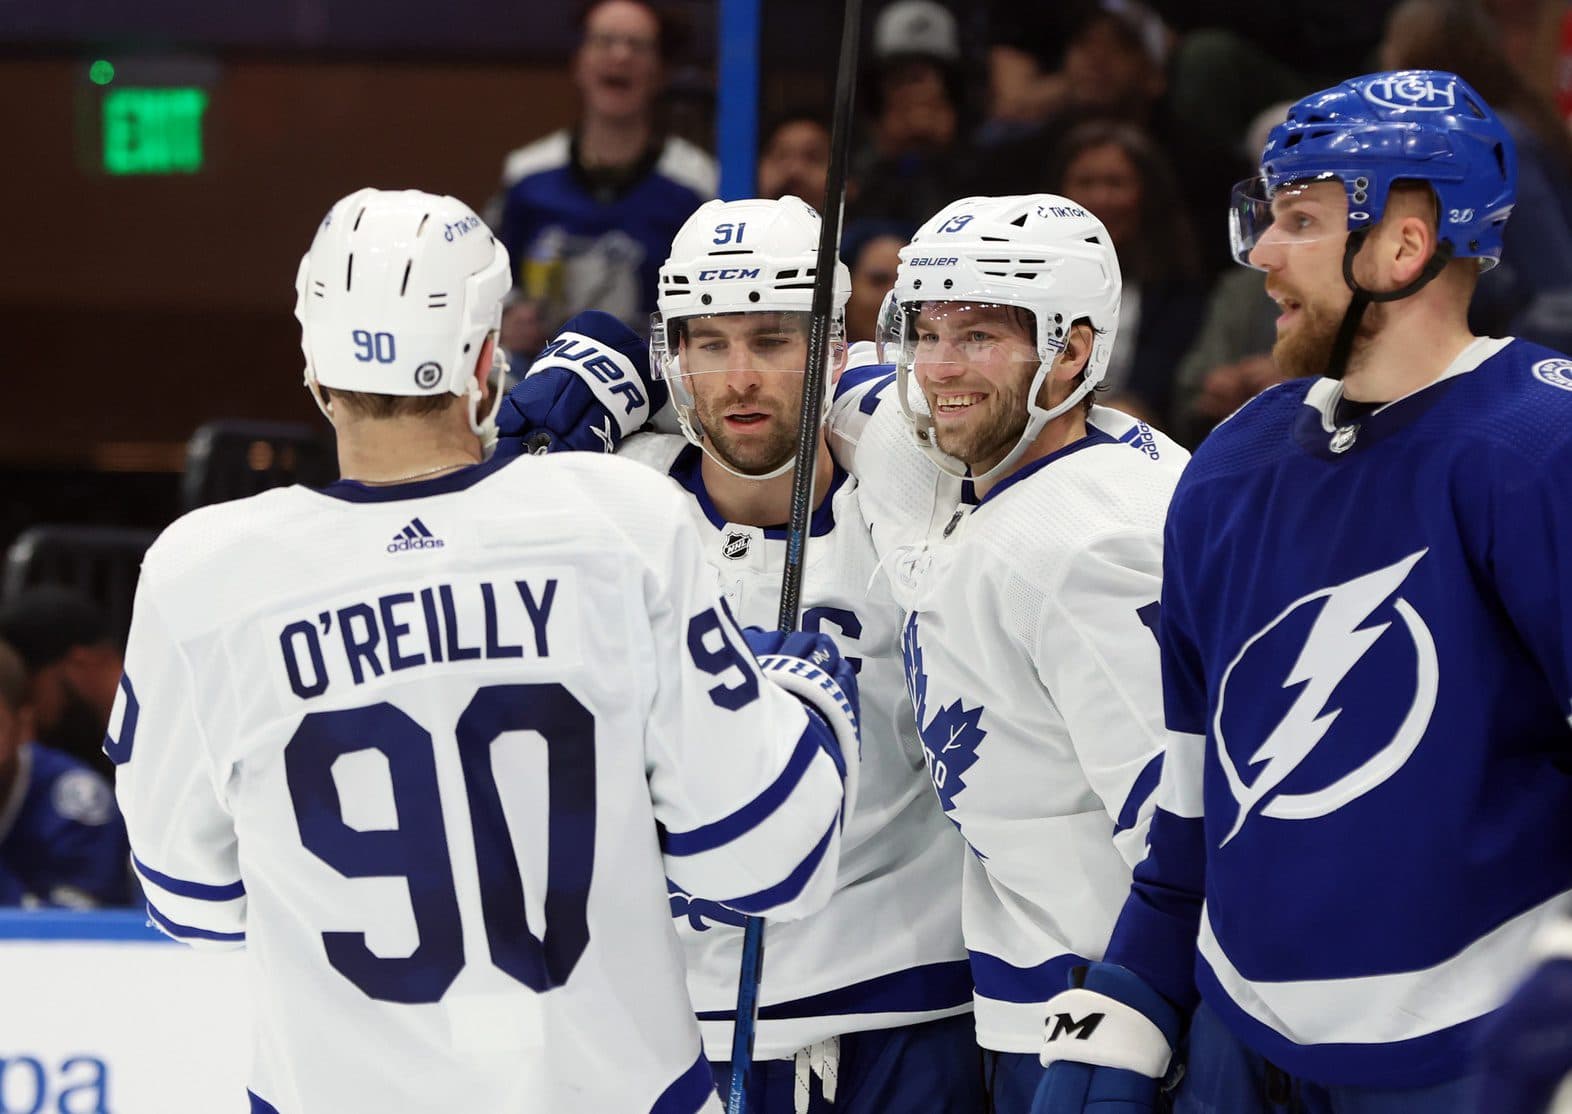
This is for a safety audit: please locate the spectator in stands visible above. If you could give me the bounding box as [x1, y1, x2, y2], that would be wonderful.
[757, 109, 833, 214]
[1046, 120, 1209, 428]
[489, 0, 715, 351]
[0, 586, 123, 781]
[0, 638, 131, 908]
[842, 219, 912, 344]
[981, 1, 1248, 274]
[1379, 0, 1572, 352]
[981, 0, 1091, 139]
[1170, 267, 1287, 446]
[849, 0, 977, 226]
[1154, 0, 1400, 156]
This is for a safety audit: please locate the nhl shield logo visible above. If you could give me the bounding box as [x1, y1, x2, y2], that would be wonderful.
[1329, 425, 1359, 454]
[722, 531, 751, 560]
[1532, 358, 1572, 393]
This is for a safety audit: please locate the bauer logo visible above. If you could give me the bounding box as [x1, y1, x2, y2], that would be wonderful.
[695, 267, 761, 281]
[906, 257, 959, 267]
[1363, 74, 1456, 111]
[1532, 358, 1572, 393]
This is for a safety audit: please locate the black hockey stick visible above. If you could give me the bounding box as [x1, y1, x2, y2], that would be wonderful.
[726, 0, 862, 1109]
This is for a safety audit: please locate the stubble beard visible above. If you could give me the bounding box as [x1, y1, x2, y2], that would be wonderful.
[694, 395, 799, 475]
[927, 382, 1030, 472]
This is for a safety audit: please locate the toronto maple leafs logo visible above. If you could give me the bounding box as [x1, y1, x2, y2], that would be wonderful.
[902, 613, 987, 829]
[667, 879, 746, 932]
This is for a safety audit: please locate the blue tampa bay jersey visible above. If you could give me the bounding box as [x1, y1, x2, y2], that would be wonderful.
[492, 131, 715, 334]
[0, 742, 130, 908]
[1106, 337, 1572, 1088]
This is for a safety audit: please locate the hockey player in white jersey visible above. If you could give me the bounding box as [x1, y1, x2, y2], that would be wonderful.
[494, 197, 978, 1113]
[109, 187, 863, 1114]
[822, 194, 1189, 1113]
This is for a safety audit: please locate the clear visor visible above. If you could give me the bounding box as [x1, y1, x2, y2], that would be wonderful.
[877, 300, 1044, 383]
[1229, 175, 1349, 269]
[648, 309, 844, 479]
[650, 310, 823, 383]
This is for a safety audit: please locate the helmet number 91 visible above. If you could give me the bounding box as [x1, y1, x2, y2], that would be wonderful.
[352, 329, 398, 364]
[712, 221, 747, 245]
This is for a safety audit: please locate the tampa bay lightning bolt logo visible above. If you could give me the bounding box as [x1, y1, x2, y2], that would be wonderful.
[1214, 549, 1439, 847]
[667, 879, 746, 932]
[902, 613, 987, 828]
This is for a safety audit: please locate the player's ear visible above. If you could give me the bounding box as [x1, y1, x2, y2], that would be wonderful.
[1053, 321, 1095, 380]
[474, 334, 499, 409]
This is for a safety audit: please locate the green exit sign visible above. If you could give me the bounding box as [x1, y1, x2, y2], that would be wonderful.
[102, 87, 208, 175]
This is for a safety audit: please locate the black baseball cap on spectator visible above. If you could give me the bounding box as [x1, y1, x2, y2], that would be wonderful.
[0, 587, 112, 673]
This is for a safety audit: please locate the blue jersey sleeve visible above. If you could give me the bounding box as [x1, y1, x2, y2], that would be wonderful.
[1105, 499, 1208, 1014]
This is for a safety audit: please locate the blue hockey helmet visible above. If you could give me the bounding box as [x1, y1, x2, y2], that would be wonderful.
[1231, 70, 1517, 271]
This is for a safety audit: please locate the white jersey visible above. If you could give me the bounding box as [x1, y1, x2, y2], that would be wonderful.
[619, 433, 970, 1061]
[111, 453, 854, 1114]
[833, 377, 1186, 1052]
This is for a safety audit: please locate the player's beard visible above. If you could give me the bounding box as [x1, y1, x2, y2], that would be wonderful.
[693, 389, 800, 475]
[924, 368, 1033, 474]
[1274, 290, 1387, 381]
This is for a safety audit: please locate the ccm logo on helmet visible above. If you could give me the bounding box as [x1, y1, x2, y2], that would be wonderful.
[907, 257, 958, 267]
[696, 267, 762, 281]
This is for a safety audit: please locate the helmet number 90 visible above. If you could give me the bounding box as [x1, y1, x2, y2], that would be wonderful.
[352, 329, 398, 364]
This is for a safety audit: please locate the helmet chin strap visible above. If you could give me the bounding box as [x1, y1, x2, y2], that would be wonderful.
[900, 356, 1095, 486]
[1325, 229, 1456, 380]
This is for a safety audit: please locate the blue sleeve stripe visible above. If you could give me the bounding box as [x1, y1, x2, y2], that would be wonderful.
[248, 1093, 281, 1114]
[716, 815, 837, 915]
[858, 372, 899, 414]
[1114, 753, 1165, 835]
[133, 855, 246, 901]
[968, 950, 1086, 1004]
[145, 899, 245, 944]
[832, 361, 895, 403]
[696, 958, 973, 1021]
[661, 729, 819, 857]
[648, 1051, 714, 1114]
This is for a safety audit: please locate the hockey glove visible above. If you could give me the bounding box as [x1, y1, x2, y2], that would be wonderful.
[1031, 963, 1182, 1114]
[1475, 956, 1572, 1114]
[494, 310, 665, 457]
[743, 628, 861, 784]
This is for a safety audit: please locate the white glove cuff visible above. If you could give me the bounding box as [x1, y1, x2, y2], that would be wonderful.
[1039, 987, 1173, 1078]
[755, 655, 860, 767]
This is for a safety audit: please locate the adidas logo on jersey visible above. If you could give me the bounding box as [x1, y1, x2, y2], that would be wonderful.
[1117, 423, 1161, 460]
[387, 518, 444, 553]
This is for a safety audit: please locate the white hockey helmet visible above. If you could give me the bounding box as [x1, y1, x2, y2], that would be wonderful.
[294, 187, 512, 441]
[650, 196, 851, 479]
[881, 194, 1122, 482]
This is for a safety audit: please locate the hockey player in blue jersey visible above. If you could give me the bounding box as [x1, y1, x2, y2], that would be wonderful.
[495, 196, 979, 1114]
[1032, 69, 1572, 1114]
[111, 187, 862, 1114]
[0, 639, 130, 908]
